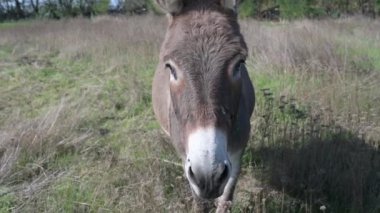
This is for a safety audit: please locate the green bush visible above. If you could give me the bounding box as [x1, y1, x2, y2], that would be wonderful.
[94, 0, 109, 15]
[146, 0, 164, 15]
[239, 0, 257, 18]
[306, 6, 327, 18]
[277, 0, 307, 19]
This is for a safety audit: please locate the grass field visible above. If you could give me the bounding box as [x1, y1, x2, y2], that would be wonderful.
[0, 15, 379, 212]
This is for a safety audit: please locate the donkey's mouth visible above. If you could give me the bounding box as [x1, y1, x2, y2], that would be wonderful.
[189, 181, 226, 200]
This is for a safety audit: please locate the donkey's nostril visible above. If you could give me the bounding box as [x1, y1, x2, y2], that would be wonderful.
[188, 166, 204, 189]
[188, 166, 195, 179]
[188, 166, 198, 184]
[218, 163, 229, 184]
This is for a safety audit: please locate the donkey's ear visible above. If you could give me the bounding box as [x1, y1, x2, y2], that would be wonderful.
[219, 0, 238, 13]
[155, 0, 184, 15]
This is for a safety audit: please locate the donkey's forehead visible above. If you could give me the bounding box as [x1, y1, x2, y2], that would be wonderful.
[163, 10, 247, 63]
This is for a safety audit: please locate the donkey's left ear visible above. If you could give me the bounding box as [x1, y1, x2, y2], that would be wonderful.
[219, 0, 238, 13]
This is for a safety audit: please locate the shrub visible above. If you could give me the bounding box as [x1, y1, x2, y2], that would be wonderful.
[239, 0, 257, 18]
[277, 0, 307, 19]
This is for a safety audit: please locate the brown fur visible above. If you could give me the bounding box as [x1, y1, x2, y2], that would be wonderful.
[152, 0, 254, 211]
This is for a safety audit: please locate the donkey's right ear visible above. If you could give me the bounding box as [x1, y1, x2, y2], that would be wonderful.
[155, 0, 184, 15]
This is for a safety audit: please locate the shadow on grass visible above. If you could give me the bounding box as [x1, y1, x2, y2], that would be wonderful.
[248, 131, 380, 213]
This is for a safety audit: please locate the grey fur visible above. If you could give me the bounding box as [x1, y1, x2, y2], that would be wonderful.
[152, 0, 254, 212]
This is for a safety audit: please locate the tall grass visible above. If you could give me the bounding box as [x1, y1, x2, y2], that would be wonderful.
[0, 15, 379, 212]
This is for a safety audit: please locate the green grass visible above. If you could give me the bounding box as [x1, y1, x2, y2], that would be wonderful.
[0, 192, 15, 213]
[251, 70, 297, 94]
[349, 44, 380, 72]
[0, 21, 30, 29]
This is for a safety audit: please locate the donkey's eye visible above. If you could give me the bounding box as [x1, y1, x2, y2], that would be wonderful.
[232, 61, 244, 80]
[221, 106, 234, 124]
[166, 63, 177, 81]
[221, 106, 227, 115]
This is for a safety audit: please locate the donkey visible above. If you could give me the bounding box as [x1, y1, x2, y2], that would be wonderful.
[152, 0, 255, 211]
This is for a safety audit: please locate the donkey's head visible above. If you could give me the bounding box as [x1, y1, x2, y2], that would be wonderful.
[156, 0, 247, 199]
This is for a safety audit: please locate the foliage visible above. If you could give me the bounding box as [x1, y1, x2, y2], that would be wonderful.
[277, 0, 307, 19]
[239, 0, 257, 18]
[93, 0, 110, 14]
[1, 0, 379, 21]
[146, 0, 165, 15]
[238, 0, 379, 19]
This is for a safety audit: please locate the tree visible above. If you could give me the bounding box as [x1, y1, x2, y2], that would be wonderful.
[30, 0, 39, 14]
[14, 0, 25, 18]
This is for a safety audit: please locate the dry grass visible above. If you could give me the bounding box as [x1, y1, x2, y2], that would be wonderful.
[0, 15, 379, 212]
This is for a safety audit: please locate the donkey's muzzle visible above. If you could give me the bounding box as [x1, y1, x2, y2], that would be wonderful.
[186, 160, 231, 199]
[185, 127, 231, 199]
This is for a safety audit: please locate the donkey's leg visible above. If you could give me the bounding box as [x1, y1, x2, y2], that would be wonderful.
[215, 150, 243, 213]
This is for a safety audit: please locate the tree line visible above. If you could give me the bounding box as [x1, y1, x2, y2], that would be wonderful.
[0, 0, 110, 20]
[241, 0, 380, 19]
[0, 0, 379, 21]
